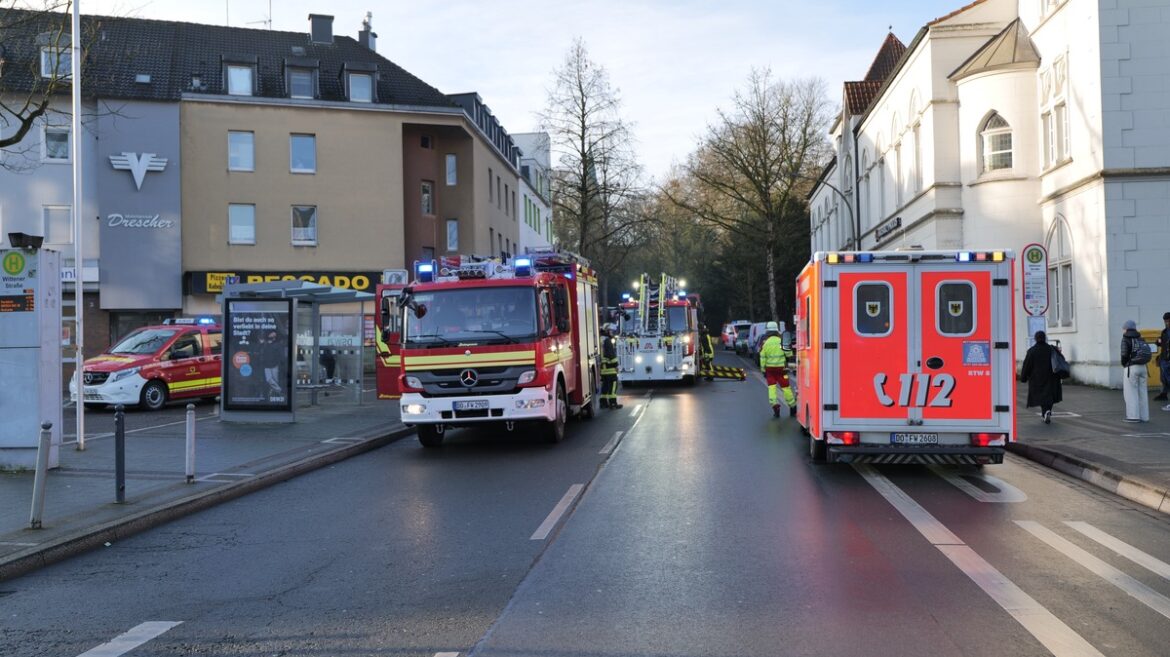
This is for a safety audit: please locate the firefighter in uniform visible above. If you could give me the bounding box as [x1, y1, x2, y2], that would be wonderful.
[759, 321, 796, 418]
[700, 324, 716, 381]
[600, 324, 623, 409]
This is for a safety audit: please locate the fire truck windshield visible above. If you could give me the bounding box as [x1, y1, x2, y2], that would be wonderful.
[666, 306, 690, 333]
[406, 287, 538, 347]
[109, 328, 180, 355]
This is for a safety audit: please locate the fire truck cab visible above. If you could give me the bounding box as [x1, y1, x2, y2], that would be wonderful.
[377, 250, 601, 447]
[616, 273, 701, 385]
[796, 250, 1016, 465]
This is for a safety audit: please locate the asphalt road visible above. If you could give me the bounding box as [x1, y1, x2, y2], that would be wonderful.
[4, 359, 1170, 657]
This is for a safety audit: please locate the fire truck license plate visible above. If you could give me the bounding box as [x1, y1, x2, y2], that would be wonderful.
[453, 400, 489, 411]
[891, 432, 938, 445]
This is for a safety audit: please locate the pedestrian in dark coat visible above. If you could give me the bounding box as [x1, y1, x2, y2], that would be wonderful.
[1019, 330, 1062, 424]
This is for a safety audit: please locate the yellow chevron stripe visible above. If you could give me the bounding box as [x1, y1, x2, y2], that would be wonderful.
[406, 350, 535, 368]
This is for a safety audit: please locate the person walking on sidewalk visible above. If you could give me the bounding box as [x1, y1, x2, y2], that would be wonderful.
[1121, 319, 1150, 422]
[1156, 311, 1170, 407]
[1019, 331, 1062, 424]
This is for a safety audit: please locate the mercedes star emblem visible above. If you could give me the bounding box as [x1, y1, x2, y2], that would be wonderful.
[459, 369, 478, 387]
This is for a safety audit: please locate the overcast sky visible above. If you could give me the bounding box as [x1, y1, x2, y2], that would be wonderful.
[78, 0, 965, 182]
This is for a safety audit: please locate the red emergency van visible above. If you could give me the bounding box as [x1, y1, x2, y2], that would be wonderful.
[795, 250, 1016, 465]
[70, 318, 223, 411]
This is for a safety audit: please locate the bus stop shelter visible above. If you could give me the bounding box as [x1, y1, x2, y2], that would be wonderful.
[218, 280, 372, 423]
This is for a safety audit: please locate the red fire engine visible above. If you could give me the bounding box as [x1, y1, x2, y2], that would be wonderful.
[375, 249, 601, 447]
[796, 250, 1016, 465]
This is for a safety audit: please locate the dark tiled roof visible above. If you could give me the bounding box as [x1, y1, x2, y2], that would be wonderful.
[0, 8, 455, 108]
[862, 32, 906, 82]
[844, 80, 884, 115]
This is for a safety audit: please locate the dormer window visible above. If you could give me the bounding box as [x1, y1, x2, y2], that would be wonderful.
[348, 72, 373, 102]
[289, 68, 315, 99]
[226, 64, 254, 96]
[40, 47, 72, 79]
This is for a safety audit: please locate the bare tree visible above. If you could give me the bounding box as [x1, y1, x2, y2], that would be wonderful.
[540, 37, 648, 302]
[1, 2, 75, 153]
[666, 69, 833, 322]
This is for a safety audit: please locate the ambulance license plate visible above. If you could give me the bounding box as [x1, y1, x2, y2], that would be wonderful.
[891, 432, 938, 445]
[453, 400, 489, 411]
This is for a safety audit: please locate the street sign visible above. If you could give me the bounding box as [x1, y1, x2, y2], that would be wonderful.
[1021, 243, 1048, 317]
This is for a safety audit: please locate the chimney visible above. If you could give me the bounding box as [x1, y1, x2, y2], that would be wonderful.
[308, 14, 334, 44]
[358, 12, 377, 51]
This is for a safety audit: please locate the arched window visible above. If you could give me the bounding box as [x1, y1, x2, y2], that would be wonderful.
[981, 113, 1013, 172]
[860, 151, 870, 232]
[1046, 216, 1075, 328]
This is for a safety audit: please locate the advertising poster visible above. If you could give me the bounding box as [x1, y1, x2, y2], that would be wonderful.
[224, 299, 293, 411]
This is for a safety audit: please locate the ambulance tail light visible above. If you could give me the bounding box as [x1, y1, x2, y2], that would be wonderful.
[826, 431, 860, 446]
[969, 432, 1006, 447]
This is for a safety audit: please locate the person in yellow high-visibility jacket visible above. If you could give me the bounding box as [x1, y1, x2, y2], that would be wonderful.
[759, 321, 796, 418]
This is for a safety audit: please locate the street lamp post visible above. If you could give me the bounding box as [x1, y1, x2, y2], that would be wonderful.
[814, 179, 857, 250]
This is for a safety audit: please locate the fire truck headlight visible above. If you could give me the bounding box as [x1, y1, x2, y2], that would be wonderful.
[108, 367, 142, 383]
[518, 369, 537, 385]
[402, 403, 427, 415]
[404, 375, 423, 389]
[635, 355, 644, 364]
[656, 355, 665, 363]
[682, 335, 692, 344]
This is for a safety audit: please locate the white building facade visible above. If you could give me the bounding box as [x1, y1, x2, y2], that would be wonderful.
[810, 0, 1170, 387]
[513, 132, 554, 252]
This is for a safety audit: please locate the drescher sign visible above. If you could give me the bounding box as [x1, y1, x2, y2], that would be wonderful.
[107, 213, 175, 229]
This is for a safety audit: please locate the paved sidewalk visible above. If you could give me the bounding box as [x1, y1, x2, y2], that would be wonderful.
[1009, 381, 1170, 514]
[0, 389, 410, 581]
[2, 380, 1168, 583]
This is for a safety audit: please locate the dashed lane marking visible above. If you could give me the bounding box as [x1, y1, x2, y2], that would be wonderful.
[928, 465, 1028, 503]
[76, 621, 182, 657]
[629, 404, 643, 418]
[857, 465, 1104, 657]
[530, 484, 584, 541]
[599, 431, 624, 455]
[1066, 521, 1170, 580]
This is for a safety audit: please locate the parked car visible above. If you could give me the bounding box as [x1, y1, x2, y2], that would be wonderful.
[723, 320, 751, 350]
[734, 324, 753, 355]
[69, 317, 223, 411]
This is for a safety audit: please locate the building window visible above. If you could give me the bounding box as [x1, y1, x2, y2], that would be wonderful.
[912, 123, 922, 193]
[446, 218, 458, 252]
[497, 177, 502, 209]
[226, 64, 254, 96]
[348, 73, 373, 102]
[40, 47, 71, 79]
[421, 246, 435, 261]
[228, 131, 254, 171]
[980, 113, 1013, 172]
[1040, 56, 1070, 169]
[288, 68, 315, 99]
[1047, 217, 1075, 328]
[292, 206, 317, 245]
[489, 227, 494, 252]
[488, 167, 493, 201]
[228, 204, 256, 244]
[421, 135, 433, 149]
[421, 181, 434, 215]
[512, 190, 517, 220]
[505, 184, 510, 216]
[497, 233, 503, 257]
[43, 125, 69, 162]
[43, 206, 72, 245]
[445, 154, 457, 186]
[290, 134, 316, 173]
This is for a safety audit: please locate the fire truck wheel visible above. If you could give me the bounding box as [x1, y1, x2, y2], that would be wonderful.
[684, 374, 696, 386]
[543, 383, 567, 443]
[809, 434, 826, 463]
[139, 380, 169, 411]
[418, 425, 444, 448]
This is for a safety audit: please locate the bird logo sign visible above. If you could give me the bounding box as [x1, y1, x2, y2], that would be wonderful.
[109, 152, 168, 190]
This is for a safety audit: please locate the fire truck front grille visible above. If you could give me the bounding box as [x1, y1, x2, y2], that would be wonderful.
[416, 366, 529, 397]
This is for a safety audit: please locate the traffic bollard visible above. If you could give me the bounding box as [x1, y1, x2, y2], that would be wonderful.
[114, 404, 126, 504]
[29, 422, 52, 530]
[185, 403, 196, 484]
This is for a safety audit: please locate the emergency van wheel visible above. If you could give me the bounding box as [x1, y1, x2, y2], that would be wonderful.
[543, 383, 567, 443]
[418, 424, 444, 448]
[809, 434, 826, 463]
[139, 380, 168, 411]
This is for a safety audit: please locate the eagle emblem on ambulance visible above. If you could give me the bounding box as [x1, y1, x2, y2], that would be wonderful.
[865, 301, 881, 318]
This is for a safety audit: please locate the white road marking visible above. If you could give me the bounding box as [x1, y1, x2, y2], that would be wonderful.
[1065, 521, 1170, 580]
[599, 431, 624, 455]
[195, 472, 256, 482]
[0, 541, 39, 547]
[856, 466, 1103, 657]
[629, 404, 643, 417]
[76, 621, 182, 657]
[928, 466, 1028, 503]
[1018, 521, 1170, 620]
[530, 484, 584, 540]
[434, 653, 461, 657]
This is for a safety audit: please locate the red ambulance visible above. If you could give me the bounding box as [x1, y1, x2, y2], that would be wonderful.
[795, 250, 1016, 465]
